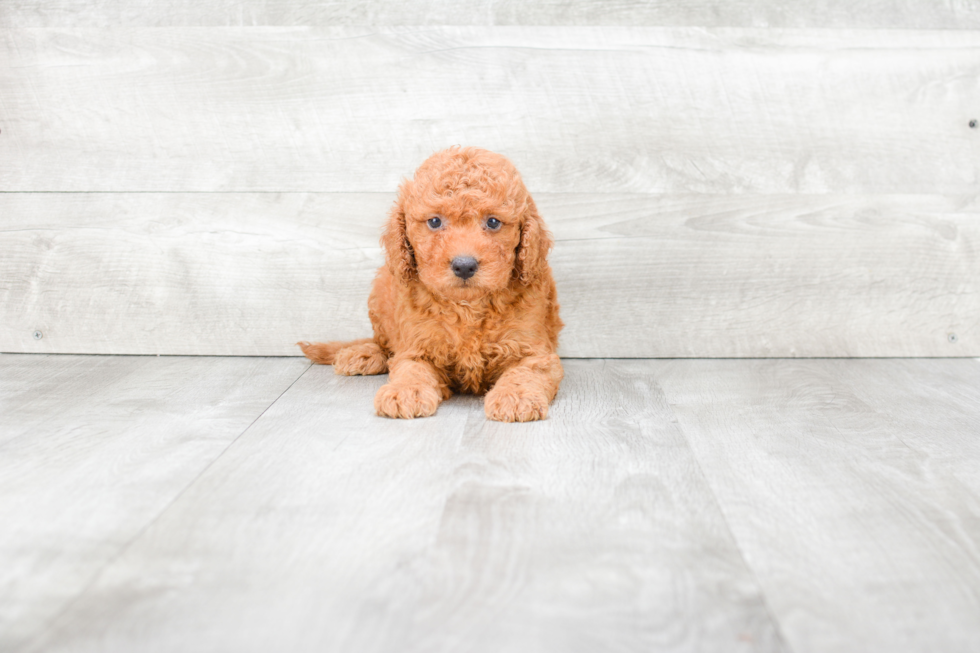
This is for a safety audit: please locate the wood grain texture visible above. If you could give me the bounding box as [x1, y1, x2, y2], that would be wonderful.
[22, 360, 784, 653]
[2, 27, 978, 194]
[0, 193, 387, 355]
[0, 354, 309, 653]
[827, 358, 980, 498]
[653, 358, 980, 653]
[2, 192, 976, 357]
[3, 0, 979, 28]
[551, 193, 979, 357]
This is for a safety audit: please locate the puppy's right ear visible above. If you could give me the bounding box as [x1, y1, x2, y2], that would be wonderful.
[380, 194, 417, 282]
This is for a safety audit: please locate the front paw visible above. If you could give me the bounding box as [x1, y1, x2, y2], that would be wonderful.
[374, 383, 441, 419]
[484, 387, 550, 422]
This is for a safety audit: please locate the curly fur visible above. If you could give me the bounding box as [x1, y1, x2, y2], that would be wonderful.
[299, 147, 563, 422]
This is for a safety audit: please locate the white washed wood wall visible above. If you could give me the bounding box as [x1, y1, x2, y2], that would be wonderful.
[1, 3, 978, 357]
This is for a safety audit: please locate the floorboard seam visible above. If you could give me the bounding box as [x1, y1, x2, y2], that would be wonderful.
[18, 360, 314, 653]
[656, 377, 796, 653]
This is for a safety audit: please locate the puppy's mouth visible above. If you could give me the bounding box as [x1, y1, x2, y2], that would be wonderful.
[441, 276, 490, 301]
[452, 277, 482, 292]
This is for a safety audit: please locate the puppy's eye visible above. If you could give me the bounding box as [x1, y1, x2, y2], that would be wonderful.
[427, 216, 442, 230]
[485, 216, 502, 231]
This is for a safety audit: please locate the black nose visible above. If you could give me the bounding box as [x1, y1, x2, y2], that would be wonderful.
[451, 256, 479, 280]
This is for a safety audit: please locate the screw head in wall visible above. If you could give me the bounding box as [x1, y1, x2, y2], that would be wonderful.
[948, 333, 958, 344]
[971, 120, 978, 129]
[33, 330, 43, 340]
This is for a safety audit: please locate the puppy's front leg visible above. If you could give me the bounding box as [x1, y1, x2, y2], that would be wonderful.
[374, 357, 450, 419]
[485, 354, 563, 422]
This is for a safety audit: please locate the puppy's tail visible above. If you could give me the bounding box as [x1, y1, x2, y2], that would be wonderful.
[297, 338, 375, 365]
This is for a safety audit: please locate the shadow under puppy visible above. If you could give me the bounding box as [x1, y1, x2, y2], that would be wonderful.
[299, 147, 563, 422]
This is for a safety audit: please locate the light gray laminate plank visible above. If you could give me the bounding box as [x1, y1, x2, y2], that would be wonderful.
[0, 193, 387, 356]
[26, 360, 784, 653]
[2, 28, 977, 194]
[551, 194, 978, 358]
[2, 0, 978, 28]
[654, 359, 980, 653]
[829, 357, 980, 498]
[2, 192, 976, 357]
[0, 354, 309, 652]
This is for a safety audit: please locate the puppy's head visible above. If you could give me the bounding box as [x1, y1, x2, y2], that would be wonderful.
[381, 147, 552, 301]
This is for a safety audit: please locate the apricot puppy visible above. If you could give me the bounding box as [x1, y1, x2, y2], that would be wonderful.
[299, 147, 563, 422]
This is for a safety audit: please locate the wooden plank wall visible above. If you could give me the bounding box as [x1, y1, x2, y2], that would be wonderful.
[3, 1, 980, 28]
[1, 4, 978, 357]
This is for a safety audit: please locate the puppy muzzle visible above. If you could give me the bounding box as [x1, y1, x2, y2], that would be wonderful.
[451, 256, 479, 280]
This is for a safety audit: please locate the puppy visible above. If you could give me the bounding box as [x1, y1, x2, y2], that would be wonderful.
[299, 147, 563, 422]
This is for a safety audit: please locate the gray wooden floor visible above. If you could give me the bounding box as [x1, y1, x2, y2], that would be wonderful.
[2, 355, 979, 653]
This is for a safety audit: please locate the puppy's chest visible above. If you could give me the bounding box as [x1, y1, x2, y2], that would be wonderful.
[424, 312, 519, 392]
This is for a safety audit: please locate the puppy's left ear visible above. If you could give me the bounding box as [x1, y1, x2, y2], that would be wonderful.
[514, 195, 554, 286]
